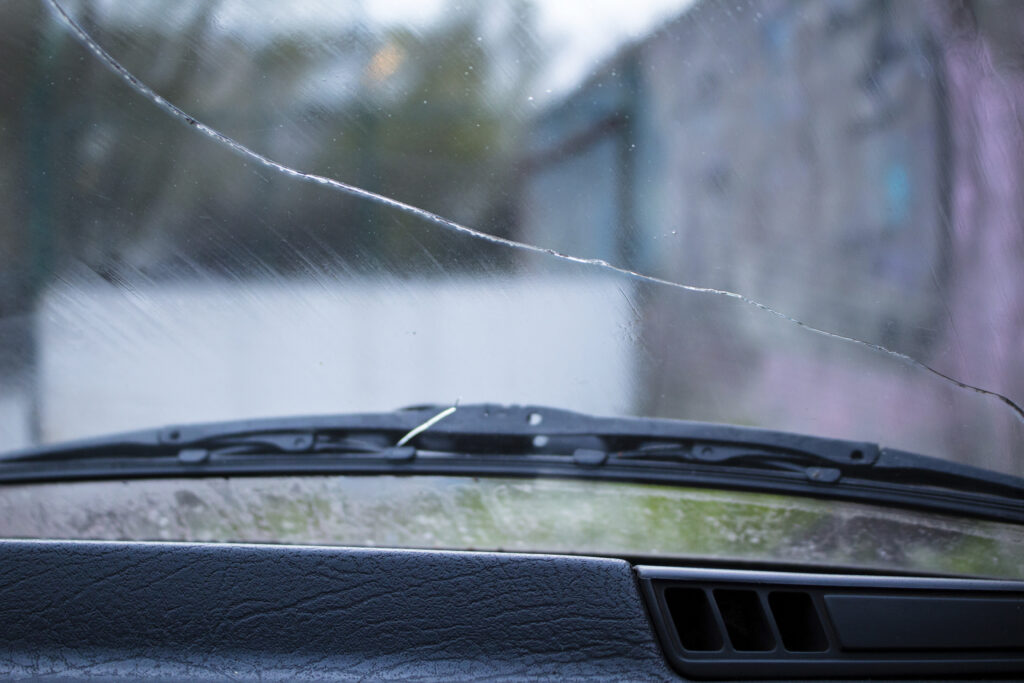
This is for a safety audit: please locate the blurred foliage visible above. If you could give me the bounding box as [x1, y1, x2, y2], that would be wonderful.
[0, 0, 543, 307]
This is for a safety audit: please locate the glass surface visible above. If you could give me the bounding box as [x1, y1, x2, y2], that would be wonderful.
[1, 475, 1021, 579]
[1, 1, 1024, 481]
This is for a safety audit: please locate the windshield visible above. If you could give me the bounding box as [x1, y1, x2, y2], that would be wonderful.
[1, 1, 1022, 483]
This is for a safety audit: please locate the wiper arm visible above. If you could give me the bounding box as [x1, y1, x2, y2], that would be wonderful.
[3, 404, 1023, 524]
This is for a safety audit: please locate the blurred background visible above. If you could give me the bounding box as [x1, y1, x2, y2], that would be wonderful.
[1, 0, 1023, 475]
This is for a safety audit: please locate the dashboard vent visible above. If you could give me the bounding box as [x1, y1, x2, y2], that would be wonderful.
[767, 590, 828, 652]
[637, 566, 1024, 679]
[712, 588, 776, 651]
[665, 588, 722, 651]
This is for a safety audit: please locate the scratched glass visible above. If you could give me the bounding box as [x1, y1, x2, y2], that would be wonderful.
[1, 0, 1023, 481]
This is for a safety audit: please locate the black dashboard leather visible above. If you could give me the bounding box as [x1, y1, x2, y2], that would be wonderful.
[0, 540, 676, 680]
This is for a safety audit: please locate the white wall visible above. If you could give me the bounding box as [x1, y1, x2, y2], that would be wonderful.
[33, 274, 636, 443]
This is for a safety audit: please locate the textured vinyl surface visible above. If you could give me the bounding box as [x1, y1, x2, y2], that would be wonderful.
[0, 540, 676, 680]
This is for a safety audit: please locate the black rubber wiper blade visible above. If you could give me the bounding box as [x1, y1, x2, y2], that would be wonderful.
[2, 403, 1023, 524]
[1, 427, 418, 465]
[0, 412, 427, 464]
[1, 402, 861, 464]
[866, 447, 1024, 499]
[609, 443, 849, 483]
[607, 441, 1024, 498]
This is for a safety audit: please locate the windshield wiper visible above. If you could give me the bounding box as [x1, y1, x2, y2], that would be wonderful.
[3, 404, 1023, 524]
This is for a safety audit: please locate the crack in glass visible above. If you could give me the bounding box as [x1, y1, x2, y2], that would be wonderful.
[43, 0, 1024, 428]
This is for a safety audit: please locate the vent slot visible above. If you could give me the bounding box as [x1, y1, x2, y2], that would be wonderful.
[664, 587, 723, 651]
[768, 591, 828, 652]
[637, 566, 1024, 679]
[712, 589, 775, 651]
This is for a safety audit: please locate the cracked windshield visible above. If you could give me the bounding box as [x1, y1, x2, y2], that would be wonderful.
[1, 0, 1024, 574]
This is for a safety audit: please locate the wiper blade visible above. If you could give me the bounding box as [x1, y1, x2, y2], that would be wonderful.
[607, 441, 1023, 498]
[2, 424, 418, 464]
[3, 404, 1023, 524]
[609, 443, 848, 483]
[0, 403, 872, 476]
[4, 403, 469, 460]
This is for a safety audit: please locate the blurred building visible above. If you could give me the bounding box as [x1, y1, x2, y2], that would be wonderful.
[517, 0, 1024, 470]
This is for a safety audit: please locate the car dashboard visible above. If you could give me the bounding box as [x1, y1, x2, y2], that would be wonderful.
[1, 539, 1021, 680]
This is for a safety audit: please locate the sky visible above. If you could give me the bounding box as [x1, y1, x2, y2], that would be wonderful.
[94, 0, 696, 102]
[357, 0, 695, 96]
